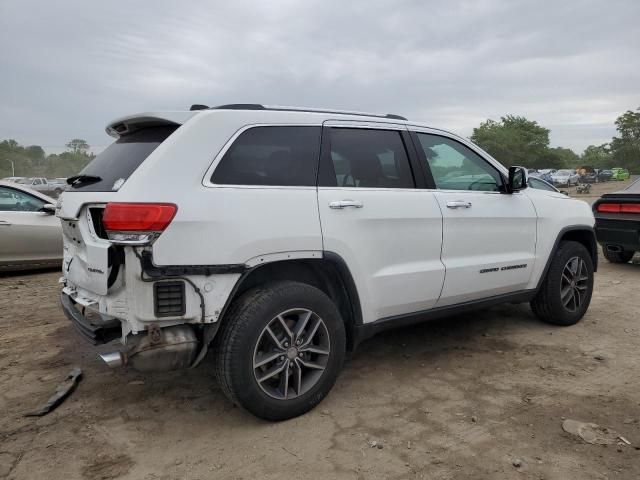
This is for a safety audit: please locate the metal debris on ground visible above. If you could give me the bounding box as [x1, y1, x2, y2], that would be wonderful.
[562, 419, 629, 446]
[24, 368, 82, 417]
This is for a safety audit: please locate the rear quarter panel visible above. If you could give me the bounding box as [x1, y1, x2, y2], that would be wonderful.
[119, 111, 324, 266]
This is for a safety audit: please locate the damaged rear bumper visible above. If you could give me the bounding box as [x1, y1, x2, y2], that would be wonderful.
[60, 292, 120, 345]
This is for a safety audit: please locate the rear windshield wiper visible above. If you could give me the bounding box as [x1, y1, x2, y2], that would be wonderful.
[67, 175, 102, 187]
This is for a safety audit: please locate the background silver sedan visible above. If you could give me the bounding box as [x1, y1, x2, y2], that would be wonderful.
[0, 180, 62, 271]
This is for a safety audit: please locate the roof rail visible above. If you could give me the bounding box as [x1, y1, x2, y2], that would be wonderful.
[210, 104, 407, 121]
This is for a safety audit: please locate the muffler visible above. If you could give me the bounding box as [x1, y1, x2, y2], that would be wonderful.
[100, 351, 124, 368]
[606, 244, 623, 253]
[99, 325, 198, 372]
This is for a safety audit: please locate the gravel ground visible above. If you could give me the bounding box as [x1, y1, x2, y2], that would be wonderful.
[1, 179, 639, 480]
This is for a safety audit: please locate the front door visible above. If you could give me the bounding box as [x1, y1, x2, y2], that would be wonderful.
[411, 131, 537, 307]
[0, 186, 61, 266]
[317, 122, 445, 324]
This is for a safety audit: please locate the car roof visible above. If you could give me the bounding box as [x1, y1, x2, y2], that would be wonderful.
[0, 180, 55, 203]
[105, 103, 458, 140]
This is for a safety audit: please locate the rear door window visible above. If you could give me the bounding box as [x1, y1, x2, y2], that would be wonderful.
[211, 126, 321, 186]
[326, 128, 415, 188]
[69, 126, 177, 191]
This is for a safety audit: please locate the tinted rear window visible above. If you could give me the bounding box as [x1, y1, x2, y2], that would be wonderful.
[70, 126, 177, 191]
[211, 126, 321, 186]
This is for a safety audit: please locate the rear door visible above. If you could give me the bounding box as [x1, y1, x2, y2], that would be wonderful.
[0, 185, 61, 266]
[317, 121, 445, 323]
[411, 130, 537, 306]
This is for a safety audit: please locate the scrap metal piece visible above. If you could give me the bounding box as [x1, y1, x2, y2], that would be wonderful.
[24, 368, 82, 417]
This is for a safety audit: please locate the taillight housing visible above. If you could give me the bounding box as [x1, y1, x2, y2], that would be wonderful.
[596, 202, 640, 214]
[102, 203, 177, 245]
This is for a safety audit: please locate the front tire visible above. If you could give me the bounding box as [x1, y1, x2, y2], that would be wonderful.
[602, 247, 635, 264]
[213, 281, 346, 421]
[531, 241, 594, 326]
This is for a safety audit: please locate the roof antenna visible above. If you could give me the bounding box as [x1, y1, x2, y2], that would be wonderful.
[190, 104, 209, 111]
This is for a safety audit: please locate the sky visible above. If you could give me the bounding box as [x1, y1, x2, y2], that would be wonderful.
[1, 0, 638, 154]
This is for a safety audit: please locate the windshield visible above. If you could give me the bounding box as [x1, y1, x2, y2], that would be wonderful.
[556, 170, 571, 175]
[70, 126, 177, 191]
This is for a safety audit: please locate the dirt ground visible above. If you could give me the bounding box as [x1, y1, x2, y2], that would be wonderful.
[1, 179, 639, 480]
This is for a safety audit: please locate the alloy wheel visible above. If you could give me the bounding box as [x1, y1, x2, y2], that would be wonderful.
[560, 256, 589, 312]
[253, 308, 331, 400]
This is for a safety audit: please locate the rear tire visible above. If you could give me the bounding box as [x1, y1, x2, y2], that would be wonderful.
[602, 247, 635, 264]
[213, 281, 346, 421]
[531, 241, 594, 326]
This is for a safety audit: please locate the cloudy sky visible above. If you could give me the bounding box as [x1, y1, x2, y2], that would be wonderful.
[1, 0, 638, 154]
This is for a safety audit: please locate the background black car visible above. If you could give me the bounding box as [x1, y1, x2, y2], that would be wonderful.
[580, 171, 598, 183]
[593, 178, 640, 263]
[597, 169, 613, 182]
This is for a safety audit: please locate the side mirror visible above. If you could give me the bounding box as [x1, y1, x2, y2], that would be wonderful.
[40, 203, 56, 215]
[507, 166, 528, 193]
[560, 190, 569, 196]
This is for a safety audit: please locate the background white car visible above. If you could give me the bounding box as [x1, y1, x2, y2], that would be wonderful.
[551, 169, 580, 186]
[0, 180, 62, 271]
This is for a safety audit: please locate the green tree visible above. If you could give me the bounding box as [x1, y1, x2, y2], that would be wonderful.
[470, 115, 560, 169]
[548, 147, 580, 168]
[610, 108, 640, 172]
[0, 139, 31, 177]
[581, 144, 613, 168]
[65, 138, 90, 155]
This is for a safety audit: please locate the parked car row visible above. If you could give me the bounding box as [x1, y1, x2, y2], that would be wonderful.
[526, 168, 630, 187]
[1, 176, 67, 197]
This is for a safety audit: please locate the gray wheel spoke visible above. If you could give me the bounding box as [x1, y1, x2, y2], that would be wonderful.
[293, 310, 313, 342]
[277, 315, 294, 342]
[562, 272, 572, 284]
[292, 360, 303, 396]
[279, 361, 291, 400]
[561, 286, 573, 304]
[257, 362, 287, 384]
[301, 318, 322, 348]
[575, 287, 583, 305]
[576, 284, 588, 291]
[570, 258, 579, 275]
[254, 351, 283, 369]
[298, 358, 325, 370]
[265, 326, 284, 349]
[300, 345, 330, 356]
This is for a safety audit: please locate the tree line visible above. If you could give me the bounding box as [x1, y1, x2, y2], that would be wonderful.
[470, 108, 640, 171]
[0, 138, 94, 179]
[1, 108, 638, 179]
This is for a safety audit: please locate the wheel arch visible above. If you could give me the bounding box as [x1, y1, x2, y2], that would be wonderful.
[536, 226, 598, 291]
[218, 252, 363, 351]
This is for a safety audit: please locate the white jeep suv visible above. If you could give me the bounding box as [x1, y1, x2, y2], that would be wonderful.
[58, 104, 597, 420]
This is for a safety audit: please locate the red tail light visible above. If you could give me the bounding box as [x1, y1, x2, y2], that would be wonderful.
[596, 203, 640, 214]
[102, 203, 177, 244]
[103, 203, 177, 231]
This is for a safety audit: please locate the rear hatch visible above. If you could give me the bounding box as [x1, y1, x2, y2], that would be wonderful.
[58, 121, 181, 296]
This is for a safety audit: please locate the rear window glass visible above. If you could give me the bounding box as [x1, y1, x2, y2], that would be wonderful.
[211, 126, 321, 186]
[69, 126, 177, 191]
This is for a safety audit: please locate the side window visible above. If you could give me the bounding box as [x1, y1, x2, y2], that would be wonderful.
[329, 128, 414, 188]
[211, 126, 320, 186]
[0, 187, 45, 212]
[34, 179, 42, 185]
[416, 133, 503, 192]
